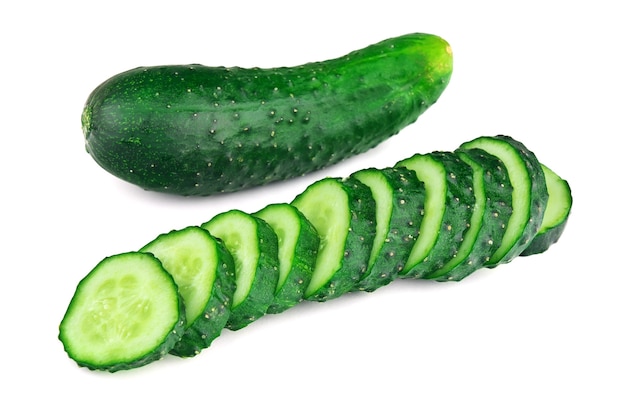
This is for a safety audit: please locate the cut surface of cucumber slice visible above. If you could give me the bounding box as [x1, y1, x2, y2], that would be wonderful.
[460, 135, 548, 265]
[59, 252, 185, 372]
[395, 151, 475, 278]
[254, 203, 320, 313]
[521, 164, 572, 256]
[350, 167, 425, 291]
[140, 226, 235, 356]
[202, 210, 279, 330]
[292, 177, 376, 301]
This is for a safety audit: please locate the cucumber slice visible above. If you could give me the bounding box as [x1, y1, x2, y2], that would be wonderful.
[59, 252, 185, 372]
[254, 203, 320, 313]
[395, 151, 475, 278]
[521, 164, 572, 256]
[140, 226, 235, 357]
[460, 135, 548, 265]
[427, 149, 513, 281]
[350, 167, 425, 292]
[291, 177, 376, 301]
[202, 210, 279, 330]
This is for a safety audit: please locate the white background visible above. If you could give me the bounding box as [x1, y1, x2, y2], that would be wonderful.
[2, 1, 624, 415]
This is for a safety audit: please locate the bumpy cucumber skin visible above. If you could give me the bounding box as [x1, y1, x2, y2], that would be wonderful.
[173, 235, 235, 357]
[171, 239, 234, 356]
[292, 177, 377, 302]
[254, 204, 320, 314]
[202, 210, 280, 330]
[460, 135, 549, 266]
[59, 252, 186, 372]
[427, 149, 514, 281]
[520, 219, 569, 256]
[350, 167, 425, 292]
[139, 227, 236, 357]
[82, 33, 453, 196]
[396, 151, 475, 279]
[521, 167, 572, 257]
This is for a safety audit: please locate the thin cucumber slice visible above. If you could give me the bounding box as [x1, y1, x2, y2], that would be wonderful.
[460, 135, 548, 265]
[202, 209, 279, 330]
[254, 203, 320, 313]
[427, 148, 513, 281]
[521, 164, 572, 256]
[350, 166, 425, 292]
[292, 177, 376, 301]
[395, 151, 475, 278]
[140, 226, 235, 357]
[59, 252, 185, 372]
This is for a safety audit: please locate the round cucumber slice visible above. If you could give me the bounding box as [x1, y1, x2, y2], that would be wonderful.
[141, 226, 235, 357]
[59, 252, 185, 372]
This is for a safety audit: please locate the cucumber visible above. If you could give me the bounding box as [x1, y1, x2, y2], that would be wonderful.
[291, 177, 376, 301]
[349, 167, 425, 292]
[254, 203, 320, 313]
[60, 135, 571, 372]
[81, 33, 453, 196]
[459, 135, 549, 265]
[521, 164, 572, 256]
[140, 226, 235, 357]
[201, 210, 279, 330]
[58, 252, 185, 372]
[395, 151, 475, 278]
[427, 149, 513, 281]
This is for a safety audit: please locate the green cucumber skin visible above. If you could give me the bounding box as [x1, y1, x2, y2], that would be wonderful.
[427, 149, 514, 281]
[202, 210, 280, 330]
[460, 135, 549, 266]
[254, 203, 320, 314]
[82, 33, 452, 196]
[519, 218, 569, 256]
[59, 252, 186, 372]
[520, 180, 571, 256]
[396, 151, 476, 279]
[171, 237, 234, 356]
[292, 177, 377, 302]
[350, 167, 426, 292]
[140, 228, 236, 357]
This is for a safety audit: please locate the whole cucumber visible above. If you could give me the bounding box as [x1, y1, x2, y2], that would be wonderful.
[82, 33, 453, 196]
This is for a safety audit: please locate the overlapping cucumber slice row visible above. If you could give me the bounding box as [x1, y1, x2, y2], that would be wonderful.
[59, 135, 572, 371]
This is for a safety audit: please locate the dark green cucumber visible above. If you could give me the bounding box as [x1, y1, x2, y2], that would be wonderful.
[427, 149, 513, 281]
[140, 226, 235, 357]
[349, 167, 425, 292]
[81, 33, 453, 196]
[459, 135, 548, 266]
[201, 210, 279, 330]
[59, 252, 185, 372]
[254, 203, 320, 314]
[395, 151, 475, 279]
[291, 177, 376, 301]
[521, 164, 572, 256]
